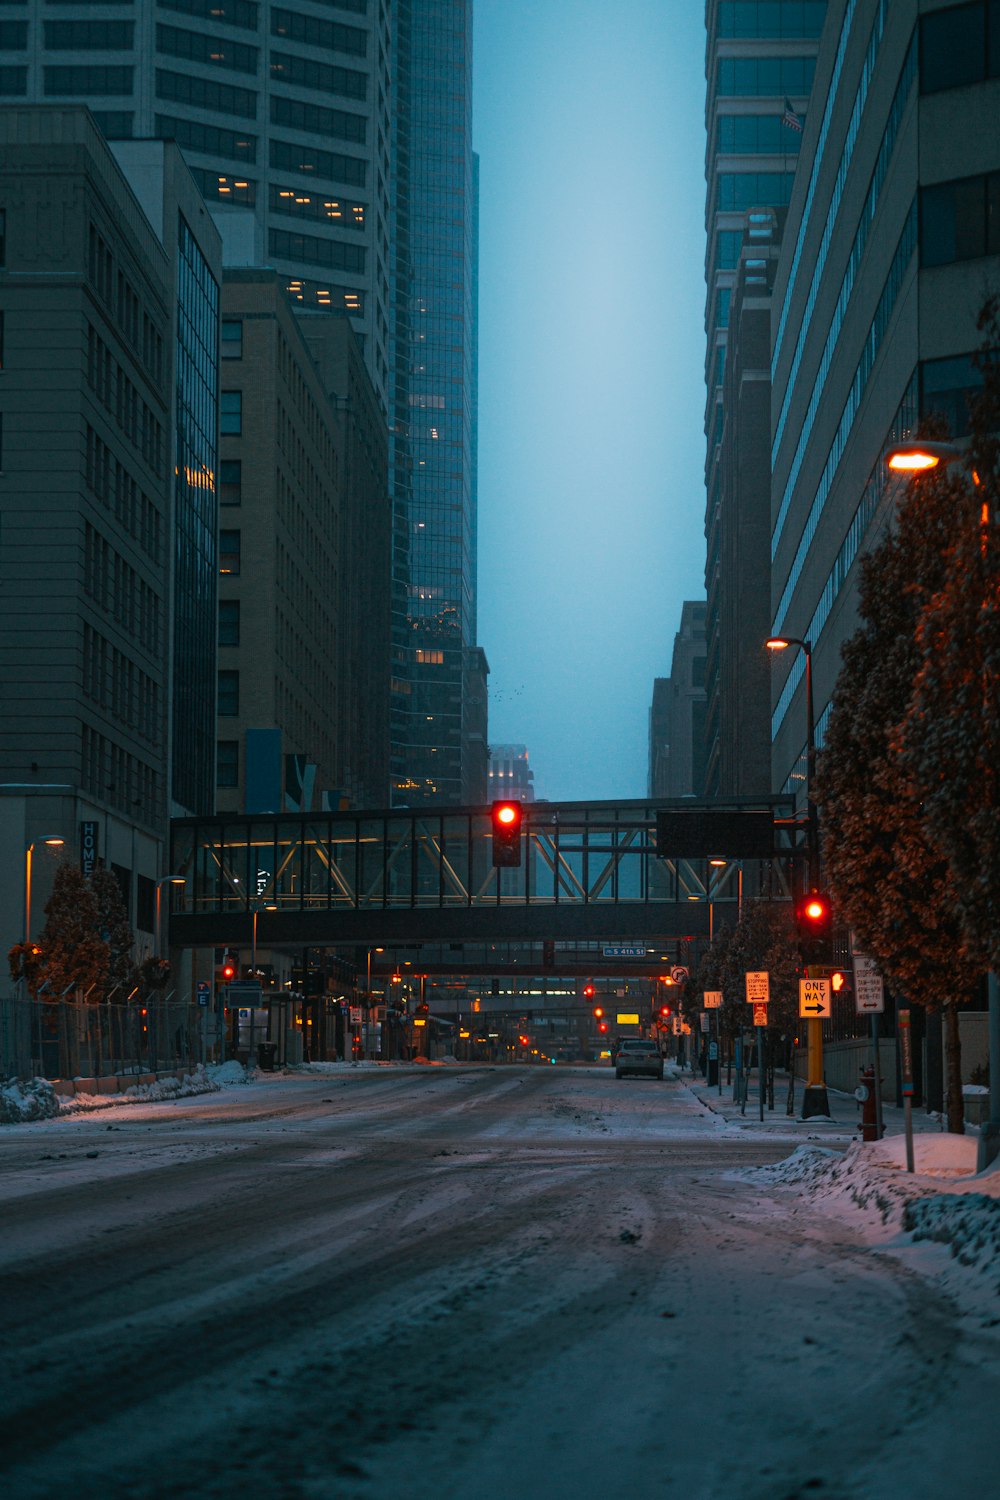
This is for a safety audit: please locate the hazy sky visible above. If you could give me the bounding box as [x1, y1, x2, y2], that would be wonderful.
[474, 1, 709, 803]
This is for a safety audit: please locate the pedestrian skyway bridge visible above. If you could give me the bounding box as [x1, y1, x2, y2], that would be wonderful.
[168, 797, 801, 957]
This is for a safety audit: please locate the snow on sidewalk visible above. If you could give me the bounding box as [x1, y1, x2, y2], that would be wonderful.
[739, 1134, 1000, 1305]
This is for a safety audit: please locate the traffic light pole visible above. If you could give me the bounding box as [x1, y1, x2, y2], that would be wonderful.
[800, 647, 831, 1121]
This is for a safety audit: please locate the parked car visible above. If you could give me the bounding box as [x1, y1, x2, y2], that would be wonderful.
[614, 1039, 664, 1080]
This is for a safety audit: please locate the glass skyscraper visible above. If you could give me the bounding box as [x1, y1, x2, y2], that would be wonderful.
[390, 0, 482, 806]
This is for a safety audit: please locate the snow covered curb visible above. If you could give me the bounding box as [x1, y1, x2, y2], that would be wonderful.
[742, 1138, 1000, 1295]
[0, 1062, 260, 1122]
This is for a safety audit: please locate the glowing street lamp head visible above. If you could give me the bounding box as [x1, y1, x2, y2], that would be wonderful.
[766, 637, 791, 651]
[885, 439, 961, 473]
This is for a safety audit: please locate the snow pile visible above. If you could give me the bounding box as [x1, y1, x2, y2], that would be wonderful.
[745, 1136, 1000, 1295]
[207, 1059, 255, 1087]
[1, 1075, 62, 1124]
[60, 1065, 222, 1114]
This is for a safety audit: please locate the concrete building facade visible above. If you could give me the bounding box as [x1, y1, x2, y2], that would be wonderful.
[648, 602, 709, 799]
[768, 0, 1000, 799]
[214, 270, 390, 816]
[0, 107, 219, 959]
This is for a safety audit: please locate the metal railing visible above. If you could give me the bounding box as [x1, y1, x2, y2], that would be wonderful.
[1, 994, 203, 1083]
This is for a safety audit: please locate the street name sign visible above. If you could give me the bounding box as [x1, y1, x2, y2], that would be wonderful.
[703, 990, 722, 1009]
[853, 955, 885, 1014]
[799, 977, 831, 1018]
[745, 971, 769, 1004]
[602, 945, 647, 959]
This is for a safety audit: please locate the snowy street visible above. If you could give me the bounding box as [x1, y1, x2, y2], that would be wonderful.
[1, 1064, 998, 1500]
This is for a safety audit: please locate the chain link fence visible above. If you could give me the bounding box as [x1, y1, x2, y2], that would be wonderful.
[1, 994, 205, 1082]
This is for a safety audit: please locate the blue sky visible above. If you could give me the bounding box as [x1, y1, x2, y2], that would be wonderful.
[474, 1, 709, 803]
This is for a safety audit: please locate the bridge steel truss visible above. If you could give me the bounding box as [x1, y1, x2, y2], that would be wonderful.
[168, 797, 801, 955]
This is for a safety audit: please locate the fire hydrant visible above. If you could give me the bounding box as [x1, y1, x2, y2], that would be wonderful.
[856, 1064, 878, 1142]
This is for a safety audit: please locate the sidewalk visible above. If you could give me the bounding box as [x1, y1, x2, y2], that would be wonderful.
[682, 1064, 950, 1147]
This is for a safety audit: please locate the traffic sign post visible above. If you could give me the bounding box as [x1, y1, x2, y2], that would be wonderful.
[745, 971, 769, 1005]
[703, 990, 722, 1008]
[898, 1008, 915, 1172]
[852, 948, 885, 1141]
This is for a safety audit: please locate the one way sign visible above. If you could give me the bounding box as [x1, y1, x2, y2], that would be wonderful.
[798, 976, 831, 1018]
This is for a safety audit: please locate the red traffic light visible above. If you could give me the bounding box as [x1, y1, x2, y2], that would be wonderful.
[583, 983, 596, 1000]
[659, 1005, 672, 1017]
[592, 1004, 604, 1018]
[491, 800, 523, 867]
[598, 1021, 608, 1034]
[222, 961, 236, 981]
[797, 893, 831, 926]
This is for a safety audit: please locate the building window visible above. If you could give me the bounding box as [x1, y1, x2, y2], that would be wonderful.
[717, 113, 804, 153]
[269, 94, 366, 146]
[268, 228, 365, 274]
[219, 529, 241, 574]
[920, 2, 999, 95]
[91, 111, 133, 138]
[218, 598, 240, 645]
[189, 168, 257, 206]
[44, 66, 134, 95]
[155, 68, 257, 121]
[0, 22, 27, 50]
[220, 390, 242, 433]
[0, 311, 4, 371]
[217, 740, 239, 787]
[269, 50, 367, 101]
[715, 172, 796, 211]
[220, 458, 242, 505]
[715, 55, 816, 96]
[218, 670, 239, 716]
[920, 172, 1000, 267]
[715, 287, 731, 329]
[0, 209, 5, 267]
[270, 7, 367, 59]
[270, 185, 366, 229]
[160, 0, 259, 31]
[44, 21, 135, 50]
[269, 137, 366, 188]
[155, 23, 258, 75]
[155, 114, 256, 163]
[919, 353, 983, 438]
[221, 321, 243, 359]
[717, 2, 826, 38]
[0, 66, 27, 95]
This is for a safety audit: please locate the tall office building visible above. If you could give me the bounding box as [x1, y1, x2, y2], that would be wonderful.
[702, 0, 826, 793]
[769, 0, 1000, 799]
[0, 0, 392, 415]
[390, 0, 482, 807]
[487, 744, 534, 804]
[0, 108, 220, 960]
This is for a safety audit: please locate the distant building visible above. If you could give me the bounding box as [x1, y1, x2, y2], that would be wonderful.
[214, 270, 390, 816]
[702, 0, 825, 793]
[487, 744, 534, 804]
[648, 603, 708, 798]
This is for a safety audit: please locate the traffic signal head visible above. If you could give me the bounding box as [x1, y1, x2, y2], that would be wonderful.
[592, 1004, 603, 1019]
[583, 983, 595, 1000]
[659, 1004, 672, 1018]
[831, 970, 851, 994]
[491, 800, 523, 867]
[598, 1021, 608, 1034]
[795, 890, 833, 964]
[221, 960, 236, 982]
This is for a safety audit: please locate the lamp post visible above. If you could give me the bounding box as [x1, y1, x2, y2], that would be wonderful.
[251, 902, 278, 980]
[886, 438, 1000, 1167]
[24, 836, 65, 947]
[767, 635, 830, 1118]
[154, 876, 185, 961]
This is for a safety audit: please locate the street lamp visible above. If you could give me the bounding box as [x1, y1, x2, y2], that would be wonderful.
[885, 438, 1000, 1167]
[24, 836, 65, 947]
[767, 635, 830, 1119]
[251, 902, 278, 980]
[154, 876, 185, 960]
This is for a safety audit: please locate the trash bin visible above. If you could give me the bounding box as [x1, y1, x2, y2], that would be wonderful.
[257, 1041, 277, 1071]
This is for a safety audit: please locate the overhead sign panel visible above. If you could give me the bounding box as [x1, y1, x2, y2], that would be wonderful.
[655, 809, 775, 860]
[602, 945, 647, 959]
